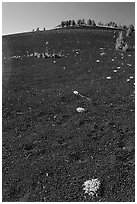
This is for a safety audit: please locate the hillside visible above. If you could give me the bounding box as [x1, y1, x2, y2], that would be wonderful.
[2, 28, 135, 202]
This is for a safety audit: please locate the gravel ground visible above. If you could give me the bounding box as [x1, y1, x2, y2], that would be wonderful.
[2, 28, 135, 202]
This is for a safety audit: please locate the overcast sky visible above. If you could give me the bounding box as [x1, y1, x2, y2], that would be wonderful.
[2, 2, 135, 35]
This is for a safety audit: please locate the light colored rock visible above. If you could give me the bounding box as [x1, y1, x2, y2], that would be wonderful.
[76, 107, 85, 113]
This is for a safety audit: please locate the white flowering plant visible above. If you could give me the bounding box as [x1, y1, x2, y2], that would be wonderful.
[82, 178, 101, 197]
[73, 90, 79, 95]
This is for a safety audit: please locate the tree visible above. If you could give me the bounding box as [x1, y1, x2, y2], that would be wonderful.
[87, 19, 92, 26]
[91, 20, 96, 27]
[68, 20, 72, 26]
[71, 20, 76, 26]
[61, 21, 66, 28]
[122, 25, 128, 30]
[65, 21, 69, 27]
[36, 27, 39, 31]
[98, 21, 103, 26]
[77, 19, 82, 26]
[81, 19, 86, 25]
[114, 23, 118, 28]
[111, 22, 117, 28]
[128, 24, 134, 31]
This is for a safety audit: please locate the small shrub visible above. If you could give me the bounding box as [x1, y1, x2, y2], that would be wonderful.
[126, 24, 134, 37]
[122, 43, 129, 51]
[115, 31, 128, 51]
[83, 179, 101, 197]
[126, 28, 133, 37]
[36, 27, 39, 32]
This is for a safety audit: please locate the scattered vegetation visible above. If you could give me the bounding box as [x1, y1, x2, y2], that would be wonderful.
[3, 22, 135, 202]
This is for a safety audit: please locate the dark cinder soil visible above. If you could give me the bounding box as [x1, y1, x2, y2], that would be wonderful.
[2, 28, 135, 202]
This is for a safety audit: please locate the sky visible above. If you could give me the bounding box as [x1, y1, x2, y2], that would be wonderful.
[2, 2, 135, 35]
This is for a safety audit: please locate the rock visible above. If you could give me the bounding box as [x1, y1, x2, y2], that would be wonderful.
[76, 107, 85, 113]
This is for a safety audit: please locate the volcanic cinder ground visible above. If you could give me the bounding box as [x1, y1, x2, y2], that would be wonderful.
[2, 27, 135, 202]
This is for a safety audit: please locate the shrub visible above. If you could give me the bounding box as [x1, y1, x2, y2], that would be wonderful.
[126, 24, 134, 37]
[36, 27, 39, 32]
[115, 31, 129, 51]
[128, 24, 134, 30]
[122, 25, 128, 30]
[122, 43, 129, 51]
[82, 179, 101, 197]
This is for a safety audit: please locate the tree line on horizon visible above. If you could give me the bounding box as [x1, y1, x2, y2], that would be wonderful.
[32, 19, 134, 33]
[57, 19, 134, 31]
[60, 19, 96, 27]
[58, 19, 96, 28]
